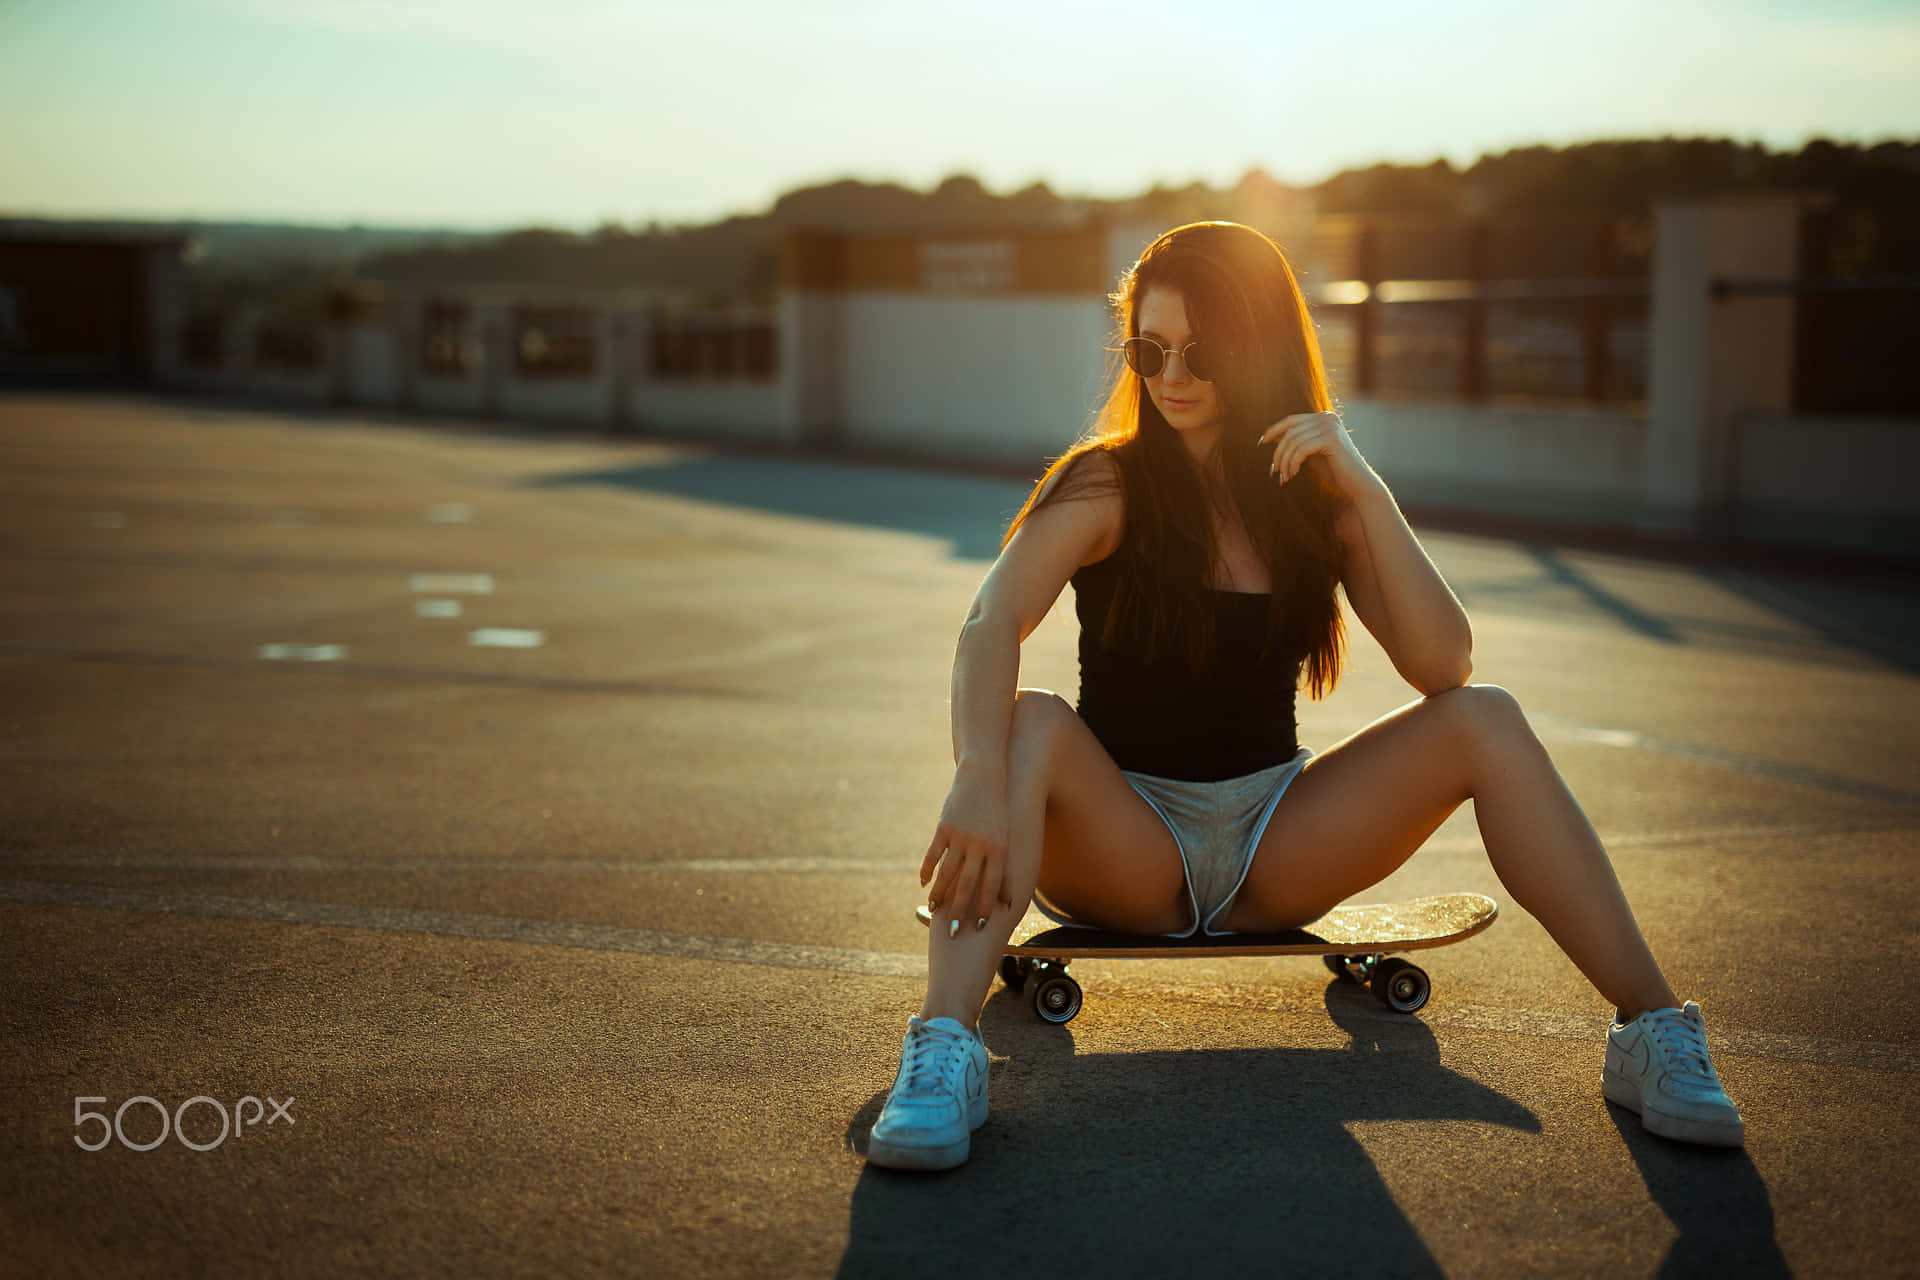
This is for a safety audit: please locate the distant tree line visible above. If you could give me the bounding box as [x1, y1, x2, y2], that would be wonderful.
[306, 136, 1920, 307]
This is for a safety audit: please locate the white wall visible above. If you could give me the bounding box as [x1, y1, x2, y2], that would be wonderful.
[837, 295, 1112, 463]
[500, 376, 603, 425]
[1342, 397, 1648, 525]
[778, 291, 842, 446]
[1733, 412, 1920, 552]
[629, 380, 785, 441]
[246, 366, 330, 403]
[341, 325, 397, 407]
[412, 373, 487, 416]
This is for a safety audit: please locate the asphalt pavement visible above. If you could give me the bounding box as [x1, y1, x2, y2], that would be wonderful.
[2, 391, 1917, 1277]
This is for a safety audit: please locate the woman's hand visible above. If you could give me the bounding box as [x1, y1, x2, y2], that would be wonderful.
[1258, 411, 1379, 500]
[920, 762, 1013, 935]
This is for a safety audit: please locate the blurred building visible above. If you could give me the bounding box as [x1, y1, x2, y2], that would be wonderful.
[38, 201, 1917, 563]
[0, 226, 191, 386]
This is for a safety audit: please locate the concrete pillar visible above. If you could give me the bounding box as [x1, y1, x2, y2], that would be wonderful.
[227, 303, 263, 394]
[594, 304, 621, 429]
[324, 295, 351, 406]
[776, 290, 843, 447]
[776, 232, 847, 447]
[1644, 195, 1803, 536]
[145, 244, 191, 387]
[323, 324, 349, 405]
[392, 289, 420, 412]
[476, 302, 510, 418]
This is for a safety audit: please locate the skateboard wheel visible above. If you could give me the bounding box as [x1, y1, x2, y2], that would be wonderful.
[998, 955, 1031, 993]
[1369, 958, 1430, 1014]
[1030, 973, 1083, 1025]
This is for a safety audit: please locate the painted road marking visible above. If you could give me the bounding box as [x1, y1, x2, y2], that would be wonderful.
[409, 573, 493, 594]
[4, 853, 908, 874]
[11, 824, 1893, 877]
[0, 880, 919, 977]
[427, 504, 473, 524]
[258, 643, 346, 662]
[6, 630, 1919, 810]
[1532, 712, 1920, 809]
[469, 628, 543, 649]
[89, 512, 127, 529]
[2, 878, 1912, 1074]
[414, 600, 463, 618]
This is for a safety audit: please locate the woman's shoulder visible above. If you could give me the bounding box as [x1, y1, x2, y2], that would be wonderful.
[1038, 445, 1124, 499]
[1042, 448, 1125, 567]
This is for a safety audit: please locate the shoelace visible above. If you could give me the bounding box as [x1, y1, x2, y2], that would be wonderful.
[897, 1025, 969, 1097]
[1646, 1011, 1717, 1082]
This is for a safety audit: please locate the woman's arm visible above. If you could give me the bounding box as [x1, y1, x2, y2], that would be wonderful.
[1332, 481, 1473, 694]
[1261, 412, 1473, 695]
[923, 454, 1123, 926]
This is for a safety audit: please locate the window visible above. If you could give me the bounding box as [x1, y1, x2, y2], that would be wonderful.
[513, 305, 596, 377]
[420, 299, 475, 376]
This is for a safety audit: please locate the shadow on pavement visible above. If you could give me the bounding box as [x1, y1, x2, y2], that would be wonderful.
[1518, 546, 1684, 643]
[1705, 569, 1920, 676]
[529, 451, 1920, 675]
[1601, 1106, 1788, 1277]
[1449, 543, 1920, 673]
[521, 455, 1029, 562]
[837, 983, 1539, 1277]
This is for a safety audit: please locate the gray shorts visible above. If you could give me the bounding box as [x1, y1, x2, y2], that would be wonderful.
[1034, 746, 1313, 938]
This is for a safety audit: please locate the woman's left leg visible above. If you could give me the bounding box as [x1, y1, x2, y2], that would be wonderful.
[1218, 684, 1678, 1019]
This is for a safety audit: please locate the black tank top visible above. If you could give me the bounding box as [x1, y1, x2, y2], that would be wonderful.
[1071, 543, 1302, 783]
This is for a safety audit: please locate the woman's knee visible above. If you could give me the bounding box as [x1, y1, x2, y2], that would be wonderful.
[1008, 688, 1072, 769]
[1425, 683, 1534, 755]
[1010, 687, 1070, 739]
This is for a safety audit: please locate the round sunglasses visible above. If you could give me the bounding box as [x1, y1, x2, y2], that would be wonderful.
[1120, 336, 1222, 383]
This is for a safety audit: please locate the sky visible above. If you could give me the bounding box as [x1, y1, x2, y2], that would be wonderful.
[3, 0, 1916, 231]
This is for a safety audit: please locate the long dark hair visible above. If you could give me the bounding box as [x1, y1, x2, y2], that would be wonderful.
[1002, 220, 1347, 698]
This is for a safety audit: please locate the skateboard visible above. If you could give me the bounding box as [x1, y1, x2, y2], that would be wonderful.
[914, 892, 1498, 1025]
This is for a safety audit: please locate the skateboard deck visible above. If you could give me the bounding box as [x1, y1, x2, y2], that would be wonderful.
[914, 892, 1497, 1024]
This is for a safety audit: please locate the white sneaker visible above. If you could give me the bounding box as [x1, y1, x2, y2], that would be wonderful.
[866, 1016, 989, 1171]
[1603, 1001, 1745, 1147]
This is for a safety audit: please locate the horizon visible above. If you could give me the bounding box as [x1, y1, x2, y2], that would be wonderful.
[4, 0, 1917, 232]
[3, 134, 1911, 240]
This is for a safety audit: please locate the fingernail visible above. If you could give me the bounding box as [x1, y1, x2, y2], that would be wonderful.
[947, 918, 960, 940]
[975, 917, 988, 931]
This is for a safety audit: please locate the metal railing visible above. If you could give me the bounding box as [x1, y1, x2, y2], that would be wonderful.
[1310, 278, 1650, 404]
[1714, 274, 1920, 415]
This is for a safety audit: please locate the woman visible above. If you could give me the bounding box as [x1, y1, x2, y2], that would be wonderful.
[865, 221, 1742, 1171]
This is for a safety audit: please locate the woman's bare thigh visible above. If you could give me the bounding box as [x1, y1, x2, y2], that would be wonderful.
[1017, 690, 1188, 934]
[1216, 690, 1489, 932]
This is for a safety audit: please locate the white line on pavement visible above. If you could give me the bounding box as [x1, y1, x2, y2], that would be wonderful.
[12, 823, 1900, 877]
[3, 878, 1913, 1075]
[0, 879, 920, 978]
[414, 599, 463, 618]
[3, 854, 902, 874]
[409, 573, 493, 594]
[469, 628, 544, 648]
[258, 643, 346, 662]
[1532, 713, 1920, 809]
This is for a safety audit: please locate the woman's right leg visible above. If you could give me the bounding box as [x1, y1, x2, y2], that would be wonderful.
[920, 688, 1187, 1027]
